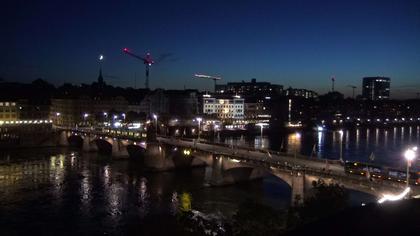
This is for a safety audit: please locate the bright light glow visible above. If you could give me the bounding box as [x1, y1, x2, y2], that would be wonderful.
[231, 159, 240, 163]
[256, 123, 269, 128]
[127, 123, 141, 129]
[99, 54, 104, 61]
[56, 112, 61, 116]
[194, 74, 222, 80]
[103, 112, 108, 116]
[404, 149, 416, 161]
[338, 130, 344, 136]
[196, 117, 202, 123]
[413, 146, 418, 152]
[317, 126, 324, 132]
[153, 114, 157, 120]
[378, 187, 411, 204]
[113, 122, 122, 128]
[295, 132, 301, 139]
[183, 149, 191, 156]
[83, 113, 88, 118]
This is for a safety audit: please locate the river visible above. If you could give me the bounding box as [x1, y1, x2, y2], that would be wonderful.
[0, 125, 418, 235]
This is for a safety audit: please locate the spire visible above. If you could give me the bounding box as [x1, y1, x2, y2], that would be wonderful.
[98, 67, 104, 84]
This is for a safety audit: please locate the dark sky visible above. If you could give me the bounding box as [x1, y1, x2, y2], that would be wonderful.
[2, 0, 420, 98]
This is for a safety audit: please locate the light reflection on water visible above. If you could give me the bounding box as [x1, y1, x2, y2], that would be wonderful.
[218, 125, 420, 169]
[0, 149, 291, 235]
[1, 126, 418, 234]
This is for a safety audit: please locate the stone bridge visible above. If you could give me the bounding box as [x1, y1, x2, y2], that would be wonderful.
[57, 129, 146, 158]
[55, 128, 420, 205]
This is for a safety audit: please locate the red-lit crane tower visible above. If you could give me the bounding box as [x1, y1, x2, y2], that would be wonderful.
[123, 48, 154, 89]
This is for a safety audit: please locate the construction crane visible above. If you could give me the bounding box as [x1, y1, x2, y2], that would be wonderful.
[348, 85, 357, 99]
[194, 74, 222, 92]
[331, 76, 335, 92]
[123, 48, 154, 89]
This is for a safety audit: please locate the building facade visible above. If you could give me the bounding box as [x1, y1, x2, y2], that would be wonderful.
[202, 95, 244, 120]
[0, 101, 19, 121]
[284, 87, 318, 99]
[362, 77, 391, 100]
[215, 78, 283, 96]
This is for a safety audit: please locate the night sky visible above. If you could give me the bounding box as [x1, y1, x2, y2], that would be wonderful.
[2, 0, 420, 98]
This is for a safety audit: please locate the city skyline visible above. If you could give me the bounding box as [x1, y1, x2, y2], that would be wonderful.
[2, 0, 420, 98]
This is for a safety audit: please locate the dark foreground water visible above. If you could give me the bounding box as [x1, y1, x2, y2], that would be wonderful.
[2, 126, 418, 235]
[0, 148, 292, 235]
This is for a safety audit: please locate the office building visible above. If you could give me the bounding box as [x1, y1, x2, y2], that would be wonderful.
[202, 94, 244, 120]
[362, 77, 390, 100]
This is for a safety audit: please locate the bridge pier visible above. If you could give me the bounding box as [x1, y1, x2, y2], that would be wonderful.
[111, 139, 129, 158]
[82, 135, 98, 152]
[58, 131, 69, 146]
[205, 155, 268, 186]
[144, 142, 175, 170]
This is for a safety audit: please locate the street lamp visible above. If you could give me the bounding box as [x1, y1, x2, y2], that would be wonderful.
[153, 114, 158, 135]
[294, 132, 301, 158]
[196, 117, 202, 142]
[55, 112, 61, 126]
[339, 130, 344, 162]
[404, 147, 417, 187]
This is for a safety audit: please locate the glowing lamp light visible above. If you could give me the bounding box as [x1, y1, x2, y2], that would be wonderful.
[404, 149, 416, 162]
[99, 54, 104, 61]
[378, 187, 411, 204]
[317, 126, 324, 132]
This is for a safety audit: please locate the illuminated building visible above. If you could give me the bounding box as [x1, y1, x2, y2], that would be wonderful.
[362, 77, 391, 100]
[0, 101, 18, 121]
[202, 95, 244, 120]
[215, 78, 283, 95]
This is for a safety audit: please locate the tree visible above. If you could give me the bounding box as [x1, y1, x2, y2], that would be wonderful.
[288, 180, 349, 228]
[231, 200, 286, 236]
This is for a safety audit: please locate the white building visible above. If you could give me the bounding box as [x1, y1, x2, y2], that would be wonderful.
[202, 95, 244, 120]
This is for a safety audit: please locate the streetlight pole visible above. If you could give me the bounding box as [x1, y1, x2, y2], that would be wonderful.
[83, 113, 89, 127]
[294, 132, 301, 158]
[196, 117, 202, 142]
[55, 112, 61, 126]
[153, 114, 158, 136]
[404, 147, 417, 188]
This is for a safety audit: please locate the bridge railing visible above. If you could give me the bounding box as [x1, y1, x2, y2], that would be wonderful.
[158, 135, 343, 165]
[57, 127, 146, 141]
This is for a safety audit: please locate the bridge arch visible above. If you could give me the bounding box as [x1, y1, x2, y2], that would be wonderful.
[68, 134, 83, 147]
[95, 138, 113, 154]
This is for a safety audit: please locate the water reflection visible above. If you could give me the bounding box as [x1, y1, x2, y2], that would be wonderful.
[138, 177, 149, 218]
[218, 125, 420, 168]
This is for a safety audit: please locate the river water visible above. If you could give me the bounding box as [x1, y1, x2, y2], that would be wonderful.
[0, 126, 418, 235]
